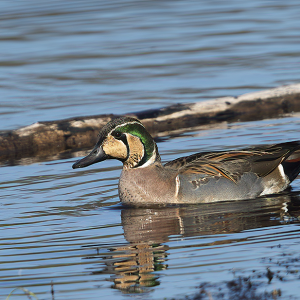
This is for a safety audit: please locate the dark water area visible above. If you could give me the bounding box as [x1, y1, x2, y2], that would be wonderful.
[1, 1, 300, 300]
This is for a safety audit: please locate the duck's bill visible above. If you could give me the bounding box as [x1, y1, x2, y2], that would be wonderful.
[72, 146, 107, 169]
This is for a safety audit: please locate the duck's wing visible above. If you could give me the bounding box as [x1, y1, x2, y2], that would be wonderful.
[164, 142, 300, 183]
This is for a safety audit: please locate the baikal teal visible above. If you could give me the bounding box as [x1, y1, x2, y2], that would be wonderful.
[72, 117, 300, 205]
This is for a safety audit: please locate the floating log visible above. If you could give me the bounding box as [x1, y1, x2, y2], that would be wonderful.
[1, 84, 300, 162]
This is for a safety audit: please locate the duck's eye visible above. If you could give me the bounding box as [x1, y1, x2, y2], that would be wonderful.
[112, 131, 122, 139]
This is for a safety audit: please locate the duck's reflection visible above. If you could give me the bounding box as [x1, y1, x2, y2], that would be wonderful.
[104, 243, 167, 292]
[90, 193, 300, 292]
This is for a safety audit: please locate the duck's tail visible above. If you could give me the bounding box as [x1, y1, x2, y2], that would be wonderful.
[281, 141, 300, 183]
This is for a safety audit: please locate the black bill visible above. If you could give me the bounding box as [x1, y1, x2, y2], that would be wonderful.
[72, 146, 107, 169]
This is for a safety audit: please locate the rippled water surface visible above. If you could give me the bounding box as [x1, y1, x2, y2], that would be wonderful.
[1, 0, 300, 130]
[1, 115, 300, 299]
[1, 1, 300, 299]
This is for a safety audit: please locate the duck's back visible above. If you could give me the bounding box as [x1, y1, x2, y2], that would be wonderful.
[167, 141, 300, 203]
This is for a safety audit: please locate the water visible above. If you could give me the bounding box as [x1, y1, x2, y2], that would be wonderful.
[1, 115, 300, 299]
[1, 1, 300, 299]
[1, 1, 300, 130]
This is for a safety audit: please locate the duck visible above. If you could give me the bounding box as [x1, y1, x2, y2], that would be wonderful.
[72, 117, 300, 205]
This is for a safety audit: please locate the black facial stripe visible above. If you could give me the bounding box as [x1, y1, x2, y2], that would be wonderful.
[120, 134, 130, 161]
[118, 133, 127, 144]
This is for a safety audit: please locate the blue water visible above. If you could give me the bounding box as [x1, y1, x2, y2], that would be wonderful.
[1, 1, 300, 130]
[1, 1, 300, 299]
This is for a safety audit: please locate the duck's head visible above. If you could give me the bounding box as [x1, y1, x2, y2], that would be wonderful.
[72, 117, 160, 169]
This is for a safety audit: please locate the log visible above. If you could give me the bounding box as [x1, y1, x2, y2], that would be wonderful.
[1, 84, 300, 162]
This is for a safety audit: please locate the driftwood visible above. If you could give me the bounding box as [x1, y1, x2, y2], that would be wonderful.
[1, 84, 300, 163]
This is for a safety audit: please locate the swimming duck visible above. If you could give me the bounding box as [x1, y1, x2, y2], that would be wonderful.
[72, 117, 300, 205]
